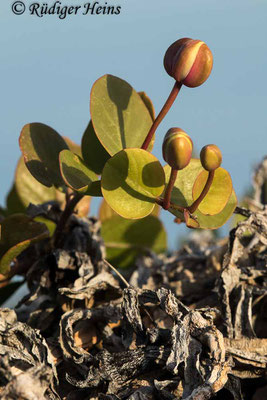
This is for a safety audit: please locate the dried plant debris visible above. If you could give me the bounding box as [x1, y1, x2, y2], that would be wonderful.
[0, 308, 57, 399]
[1, 160, 267, 399]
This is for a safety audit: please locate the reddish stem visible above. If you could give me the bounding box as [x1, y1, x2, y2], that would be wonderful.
[163, 168, 177, 210]
[141, 81, 182, 150]
[156, 197, 184, 213]
[53, 192, 83, 248]
[187, 170, 215, 214]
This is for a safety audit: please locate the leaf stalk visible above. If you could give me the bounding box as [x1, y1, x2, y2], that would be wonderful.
[53, 192, 83, 248]
[163, 168, 177, 210]
[141, 81, 182, 150]
[187, 170, 215, 214]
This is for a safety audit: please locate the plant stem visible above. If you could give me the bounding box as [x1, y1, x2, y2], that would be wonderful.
[53, 192, 83, 248]
[187, 170, 215, 214]
[163, 168, 177, 210]
[156, 197, 184, 213]
[103, 259, 129, 288]
[141, 81, 182, 150]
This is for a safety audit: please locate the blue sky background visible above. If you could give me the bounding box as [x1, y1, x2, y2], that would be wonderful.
[1, 0, 267, 249]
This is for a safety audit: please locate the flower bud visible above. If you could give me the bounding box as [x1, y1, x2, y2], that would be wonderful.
[200, 144, 222, 171]
[164, 38, 213, 88]
[163, 128, 193, 170]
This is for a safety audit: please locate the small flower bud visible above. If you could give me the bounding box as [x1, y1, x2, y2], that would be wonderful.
[200, 144, 222, 171]
[164, 38, 213, 88]
[163, 128, 193, 170]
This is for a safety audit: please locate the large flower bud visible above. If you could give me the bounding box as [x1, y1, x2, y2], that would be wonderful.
[163, 128, 193, 170]
[200, 144, 222, 171]
[164, 38, 213, 88]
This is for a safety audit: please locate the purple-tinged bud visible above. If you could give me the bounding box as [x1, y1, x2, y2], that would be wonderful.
[200, 144, 222, 171]
[164, 38, 213, 88]
[163, 128, 193, 170]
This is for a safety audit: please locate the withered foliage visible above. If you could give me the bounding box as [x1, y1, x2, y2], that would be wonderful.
[1, 159, 267, 399]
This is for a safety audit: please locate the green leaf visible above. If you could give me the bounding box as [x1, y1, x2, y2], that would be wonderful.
[34, 216, 56, 236]
[195, 191, 237, 229]
[164, 159, 237, 229]
[138, 91, 155, 152]
[138, 91, 155, 120]
[99, 199, 118, 222]
[0, 215, 49, 275]
[0, 207, 7, 218]
[150, 203, 161, 217]
[192, 167, 233, 215]
[19, 123, 69, 187]
[64, 137, 82, 157]
[15, 156, 57, 207]
[99, 198, 161, 222]
[81, 121, 110, 175]
[87, 181, 102, 197]
[59, 150, 98, 195]
[8, 154, 92, 219]
[90, 75, 153, 155]
[101, 149, 165, 219]
[6, 184, 25, 215]
[101, 215, 167, 269]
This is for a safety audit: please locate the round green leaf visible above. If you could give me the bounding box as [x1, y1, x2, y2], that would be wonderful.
[192, 190, 238, 229]
[192, 167, 233, 215]
[64, 137, 82, 157]
[150, 203, 161, 217]
[101, 149, 165, 219]
[164, 159, 237, 229]
[99, 199, 118, 222]
[15, 156, 57, 207]
[138, 91, 155, 152]
[81, 121, 110, 175]
[90, 75, 153, 155]
[13, 155, 92, 216]
[99, 198, 161, 223]
[34, 216, 56, 236]
[138, 91, 156, 121]
[0, 207, 7, 218]
[6, 184, 25, 215]
[19, 123, 69, 187]
[59, 150, 98, 195]
[101, 215, 167, 269]
[0, 215, 49, 275]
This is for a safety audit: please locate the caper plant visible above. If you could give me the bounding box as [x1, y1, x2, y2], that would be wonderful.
[0, 37, 237, 275]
